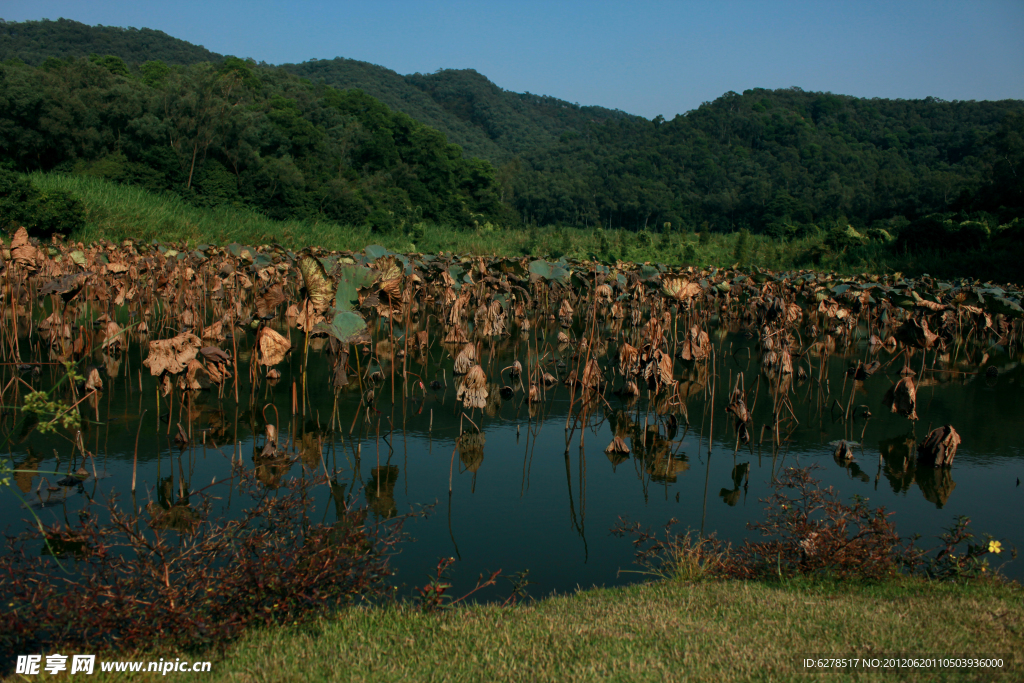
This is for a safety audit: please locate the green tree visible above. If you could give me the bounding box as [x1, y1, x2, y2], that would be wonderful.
[0, 168, 84, 237]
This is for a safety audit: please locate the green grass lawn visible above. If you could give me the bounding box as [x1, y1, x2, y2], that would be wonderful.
[46, 577, 1021, 683]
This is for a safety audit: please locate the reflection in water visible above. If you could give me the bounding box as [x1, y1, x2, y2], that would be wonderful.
[879, 432, 918, 495]
[299, 428, 324, 470]
[254, 454, 291, 489]
[366, 465, 400, 518]
[147, 474, 202, 531]
[457, 431, 485, 474]
[13, 449, 42, 494]
[720, 462, 749, 506]
[876, 431, 958, 507]
[916, 467, 957, 508]
[4, 261, 1022, 601]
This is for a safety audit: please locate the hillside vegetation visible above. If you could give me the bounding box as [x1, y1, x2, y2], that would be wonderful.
[0, 17, 220, 66]
[0, 18, 1022, 281]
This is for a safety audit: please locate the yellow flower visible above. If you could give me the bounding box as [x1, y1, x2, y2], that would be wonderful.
[988, 540, 1003, 554]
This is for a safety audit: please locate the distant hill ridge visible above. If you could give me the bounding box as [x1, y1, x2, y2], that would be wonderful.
[0, 17, 221, 66]
[0, 18, 635, 162]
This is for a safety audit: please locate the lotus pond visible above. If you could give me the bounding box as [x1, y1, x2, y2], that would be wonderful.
[1, 233, 1023, 602]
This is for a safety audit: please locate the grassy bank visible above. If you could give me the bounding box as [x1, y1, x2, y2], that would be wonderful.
[22, 172, 967, 279]
[32, 577, 1020, 682]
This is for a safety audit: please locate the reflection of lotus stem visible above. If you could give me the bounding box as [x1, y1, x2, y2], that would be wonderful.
[448, 442, 457, 493]
[231, 322, 239, 402]
[460, 412, 480, 435]
[302, 328, 310, 416]
[354, 343, 363, 396]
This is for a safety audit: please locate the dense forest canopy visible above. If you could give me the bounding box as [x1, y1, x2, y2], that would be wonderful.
[1, 17, 1022, 258]
[0, 52, 508, 231]
[514, 89, 1024, 234]
[289, 60, 637, 162]
[0, 17, 220, 66]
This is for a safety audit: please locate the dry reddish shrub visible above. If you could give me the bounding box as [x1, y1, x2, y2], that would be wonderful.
[0, 470, 415, 655]
[615, 467, 920, 582]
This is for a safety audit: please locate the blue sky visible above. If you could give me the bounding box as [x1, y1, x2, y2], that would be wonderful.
[3, 0, 1022, 119]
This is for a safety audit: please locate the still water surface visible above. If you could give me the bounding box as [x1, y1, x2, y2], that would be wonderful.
[4, 316, 1022, 597]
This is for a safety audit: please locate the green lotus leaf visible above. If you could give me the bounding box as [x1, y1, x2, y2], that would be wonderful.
[528, 260, 572, 285]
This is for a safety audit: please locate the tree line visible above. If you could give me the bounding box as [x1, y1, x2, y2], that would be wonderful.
[511, 89, 1023, 242]
[0, 54, 509, 234]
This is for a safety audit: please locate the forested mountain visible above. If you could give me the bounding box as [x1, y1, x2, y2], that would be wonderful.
[286, 59, 637, 162]
[0, 19, 637, 164]
[280, 59, 507, 161]
[512, 89, 1024, 235]
[1, 17, 1022, 256]
[0, 56, 507, 230]
[0, 17, 220, 66]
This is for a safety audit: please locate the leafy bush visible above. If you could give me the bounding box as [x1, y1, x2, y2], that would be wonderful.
[896, 214, 992, 253]
[824, 225, 866, 253]
[0, 469, 416, 654]
[0, 168, 85, 238]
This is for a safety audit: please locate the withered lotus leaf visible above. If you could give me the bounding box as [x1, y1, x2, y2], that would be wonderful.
[662, 278, 701, 301]
[295, 301, 326, 332]
[143, 332, 202, 376]
[179, 358, 210, 391]
[727, 389, 750, 423]
[456, 364, 488, 409]
[642, 349, 674, 390]
[618, 343, 639, 376]
[891, 376, 918, 420]
[10, 227, 39, 269]
[206, 361, 230, 385]
[100, 321, 124, 350]
[256, 327, 292, 367]
[374, 255, 403, 284]
[605, 435, 631, 455]
[84, 367, 103, 392]
[298, 255, 335, 314]
[558, 299, 574, 326]
[200, 346, 230, 364]
[453, 343, 476, 375]
[917, 425, 961, 467]
[442, 325, 468, 345]
[680, 326, 710, 362]
[202, 319, 226, 342]
[896, 317, 939, 349]
[581, 358, 603, 390]
[256, 284, 287, 319]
